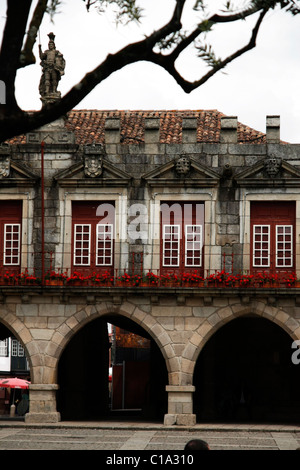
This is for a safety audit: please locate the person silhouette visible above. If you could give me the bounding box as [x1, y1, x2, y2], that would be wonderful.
[184, 439, 210, 450]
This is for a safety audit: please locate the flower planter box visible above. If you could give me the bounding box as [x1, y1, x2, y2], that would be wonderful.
[46, 279, 64, 286]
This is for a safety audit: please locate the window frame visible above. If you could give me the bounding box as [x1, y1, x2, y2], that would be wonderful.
[3, 223, 21, 266]
[276, 224, 293, 268]
[96, 223, 114, 266]
[252, 224, 270, 268]
[185, 224, 203, 267]
[160, 201, 205, 274]
[73, 223, 91, 267]
[71, 201, 115, 273]
[250, 201, 295, 273]
[162, 224, 180, 267]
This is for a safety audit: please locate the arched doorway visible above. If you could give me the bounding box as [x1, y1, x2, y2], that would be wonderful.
[194, 316, 300, 423]
[0, 322, 30, 417]
[57, 315, 168, 421]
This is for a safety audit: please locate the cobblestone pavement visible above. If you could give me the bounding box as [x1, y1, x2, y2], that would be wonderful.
[0, 420, 299, 451]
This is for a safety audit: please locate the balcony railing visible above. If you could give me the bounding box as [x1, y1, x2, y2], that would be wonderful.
[0, 250, 298, 288]
[0, 267, 298, 288]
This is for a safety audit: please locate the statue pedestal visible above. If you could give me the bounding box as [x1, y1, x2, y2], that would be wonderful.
[40, 92, 61, 107]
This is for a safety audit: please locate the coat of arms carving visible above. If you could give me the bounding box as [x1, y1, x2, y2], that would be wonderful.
[84, 155, 103, 178]
[175, 155, 191, 176]
[264, 155, 282, 178]
[0, 156, 10, 178]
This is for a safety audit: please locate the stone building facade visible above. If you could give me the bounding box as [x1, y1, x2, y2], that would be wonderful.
[1, 110, 300, 425]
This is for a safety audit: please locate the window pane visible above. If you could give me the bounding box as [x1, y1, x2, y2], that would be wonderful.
[74, 224, 91, 265]
[185, 225, 202, 267]
[0, 339, 8, 357]
[253, 225, 270, 267]
[4, 224, 21, 265]
[163, 225, 180, 267]
[96, 224, 113, 266]
[276, 225, 293, 267]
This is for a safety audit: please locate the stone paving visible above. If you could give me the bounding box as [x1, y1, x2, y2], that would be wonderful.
[0, 420, 299, 450]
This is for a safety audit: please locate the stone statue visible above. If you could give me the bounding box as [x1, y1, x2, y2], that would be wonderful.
[39, 33, 65, 105]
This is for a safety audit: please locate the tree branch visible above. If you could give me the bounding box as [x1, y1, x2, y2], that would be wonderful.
[0, 1, 289, 143]
[19, 0, 48, 68]
[0, 0, 32, 114]
[148, 9, 268, 93]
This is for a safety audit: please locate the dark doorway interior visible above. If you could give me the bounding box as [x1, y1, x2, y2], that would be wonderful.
[57, 316, 167, 421]
[194, 316, 300, 423]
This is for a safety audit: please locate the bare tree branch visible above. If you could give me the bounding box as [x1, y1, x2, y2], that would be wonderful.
[20, 0, 48, 68]
[149, 9, 268, 93]
[0, 0, 297, 143]
[0, 0, 32, 115]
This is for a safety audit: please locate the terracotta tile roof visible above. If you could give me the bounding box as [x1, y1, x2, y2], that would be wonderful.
[9, 109, 267, 145]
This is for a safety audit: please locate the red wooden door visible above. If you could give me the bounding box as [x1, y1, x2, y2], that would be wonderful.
[0, 201, 22, 277]
[72, 201, 115, 276]
[250, 201, 295, 274]
[160, 201, 204, 276]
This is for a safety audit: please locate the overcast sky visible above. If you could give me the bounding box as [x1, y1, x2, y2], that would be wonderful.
[1, 0, 300, 143]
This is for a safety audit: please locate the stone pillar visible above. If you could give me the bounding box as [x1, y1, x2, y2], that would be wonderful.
[182, 118, 197, 144]
[220, 116, 238, 143]
[144, 118, 160, 154]
[25, 384, 61, 423]
[164, 385, 196, 426]
[105, 118, 120, 154]
[266, 115, 280, 143]
[144, 117, 160, 143]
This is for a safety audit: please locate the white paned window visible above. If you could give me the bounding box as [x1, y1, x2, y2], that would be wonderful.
[163, 225, 180, 267]
[11, 339, 24, 357]
[253, 225, 270, 267]
[96, 224, 113, 266]
[4, 224, 21, 265]
[276, 225, 293, 267]
[74, 224, 91, 266]
[185, 225, 202, 267]
[0, 339, 8, 357]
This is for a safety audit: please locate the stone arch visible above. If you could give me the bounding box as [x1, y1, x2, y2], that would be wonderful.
[50, 301, 176, 383]
[54, 301, 173, 421]
[0, 307, 34, 378]
[181, 299, 300, 384]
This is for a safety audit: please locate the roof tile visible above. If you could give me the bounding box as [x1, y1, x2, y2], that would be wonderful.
[8, 109, 267, 145]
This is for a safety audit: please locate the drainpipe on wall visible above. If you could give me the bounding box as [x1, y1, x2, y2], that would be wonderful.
[41, 141, 45, 285]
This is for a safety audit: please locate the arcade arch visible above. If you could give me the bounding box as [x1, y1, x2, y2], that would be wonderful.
[56, 312, 168, 421]
[193, 315, 300, 423]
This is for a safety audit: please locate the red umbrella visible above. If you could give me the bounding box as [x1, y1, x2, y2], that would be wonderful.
[0, 377, 30, 389]
[0, 377, 31, 413]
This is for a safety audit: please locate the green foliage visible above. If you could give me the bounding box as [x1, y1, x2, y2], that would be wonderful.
[84, 0, 143, 24]
[251, 0, 300, 14]
[46, 0, 62, 20]
[196, 42, 222, 68]
[156, 31, 187, 51]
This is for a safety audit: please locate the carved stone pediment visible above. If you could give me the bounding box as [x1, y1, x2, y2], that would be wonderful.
[142, 155, 220, 187]
[0, 147, 38, 186]
[235, 156, 300, 187]
[54, 150, 132, 187]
